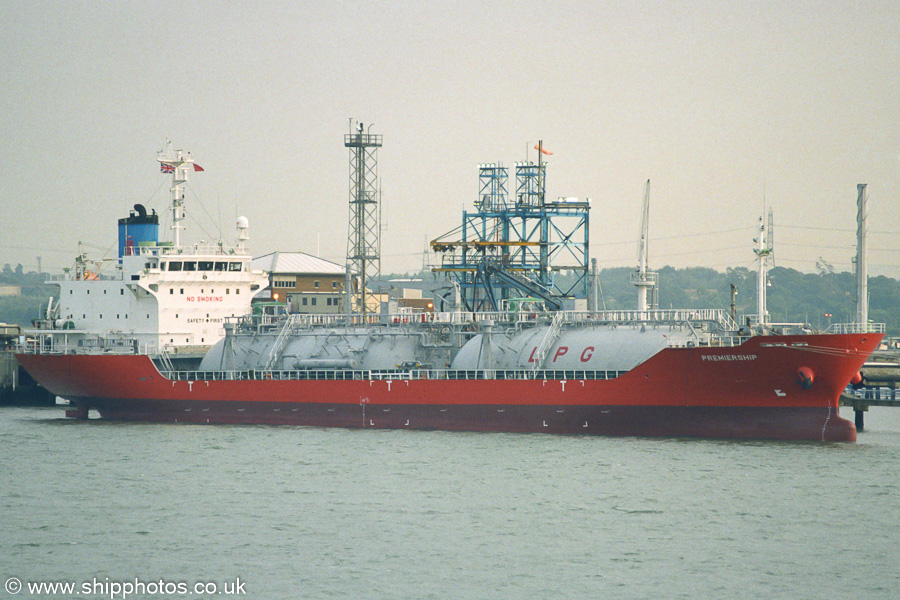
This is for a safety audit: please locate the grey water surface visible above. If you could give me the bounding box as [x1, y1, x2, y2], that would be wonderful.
[2, 405, 899, 600]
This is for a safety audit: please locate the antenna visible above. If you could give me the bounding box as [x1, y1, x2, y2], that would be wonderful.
[537, 140, 545, 207]
[422, 235, 430, 272]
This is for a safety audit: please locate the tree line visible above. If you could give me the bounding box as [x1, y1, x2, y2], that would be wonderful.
[595, 265, 899, 333]
[0, 264, 56, 327]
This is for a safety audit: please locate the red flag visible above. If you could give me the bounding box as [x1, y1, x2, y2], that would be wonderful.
[193, 164, 205, 172]
[534, 143, 553, 156]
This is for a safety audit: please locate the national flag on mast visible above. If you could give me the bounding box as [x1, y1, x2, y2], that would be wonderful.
[160, 163, 203, 172]
[534, 143, 553, 156]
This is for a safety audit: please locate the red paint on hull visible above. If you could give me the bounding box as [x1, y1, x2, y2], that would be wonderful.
[16, 333, 881, 442]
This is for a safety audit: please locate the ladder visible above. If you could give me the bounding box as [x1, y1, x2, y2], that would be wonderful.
[157, 347, 175, 374]
[262, 315, 298, 371]
[531, 311, 565, 370]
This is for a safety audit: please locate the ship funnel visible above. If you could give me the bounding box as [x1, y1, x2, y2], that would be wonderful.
[118, 204, 159, 259]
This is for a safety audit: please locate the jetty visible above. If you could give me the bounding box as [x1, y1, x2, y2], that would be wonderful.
[1, 324, 54, 406]
[840, 360, 900, 431]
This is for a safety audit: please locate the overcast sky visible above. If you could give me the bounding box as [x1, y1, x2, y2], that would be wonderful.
[2, 1, 899, 278]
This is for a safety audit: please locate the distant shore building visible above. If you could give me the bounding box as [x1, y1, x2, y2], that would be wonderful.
[384, 280, 434, 313]
[252, 252, 346, 314]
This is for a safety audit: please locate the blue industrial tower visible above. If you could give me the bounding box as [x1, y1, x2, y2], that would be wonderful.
[431, 146, 590, 312]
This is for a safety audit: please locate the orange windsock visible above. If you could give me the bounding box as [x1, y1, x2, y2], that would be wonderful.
[534, 143, 553, 156]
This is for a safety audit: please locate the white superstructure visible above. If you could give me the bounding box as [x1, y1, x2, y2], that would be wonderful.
[34, 142, 269, 355]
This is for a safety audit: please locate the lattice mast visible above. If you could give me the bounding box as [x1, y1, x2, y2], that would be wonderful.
[344, 121, 383, 315]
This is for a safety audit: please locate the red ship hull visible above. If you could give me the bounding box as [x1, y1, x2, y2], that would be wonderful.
[16, 333, 881, 441]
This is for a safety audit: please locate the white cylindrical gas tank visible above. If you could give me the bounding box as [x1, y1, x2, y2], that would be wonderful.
[200, 327, 428, 371]
[451, 325, 672, 372]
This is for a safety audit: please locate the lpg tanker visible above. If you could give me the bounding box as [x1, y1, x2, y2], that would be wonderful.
[17, 307, 881, 442]
[15, 131, 883, 441]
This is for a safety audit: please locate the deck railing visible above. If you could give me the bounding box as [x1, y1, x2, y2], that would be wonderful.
[234, 307, 740, 331]
[19, 306, 753, 357]
[826, 322, 886, 334]
[16, 336, 161, 356]
[159, 367, 629, 383]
